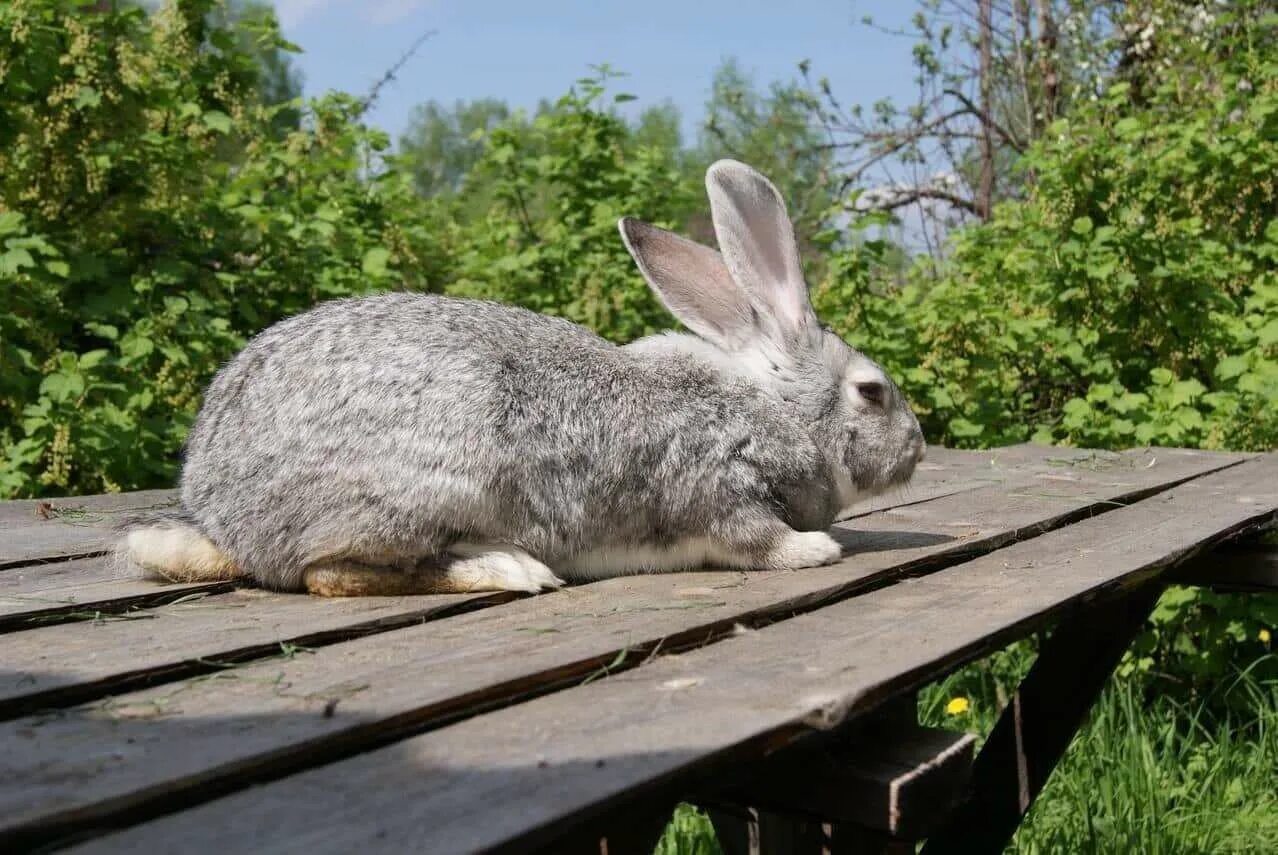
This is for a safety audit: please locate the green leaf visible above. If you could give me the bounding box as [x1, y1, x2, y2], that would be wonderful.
[202, 110, 233, 134]
[1113, 117, 1141, 137]
[0, 211, 24, 236]
[1071, 217, 1093, 236]
[39, 372, 85, 403]
[362, 247, 391, 276]
[0, 247, 36, 275]
[74, 86, 101, 109]
[79, 349, 110, 370]
[85, 323, 119, 341]
[1215, 355, 1249, 381]
[120, 336, 155, 361]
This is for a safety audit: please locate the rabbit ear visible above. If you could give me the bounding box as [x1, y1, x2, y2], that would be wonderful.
[705, 160, 815, 342]
[618, 217, 757, 349]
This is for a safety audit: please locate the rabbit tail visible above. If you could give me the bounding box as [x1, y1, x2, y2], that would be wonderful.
[113, 509, 241, 583]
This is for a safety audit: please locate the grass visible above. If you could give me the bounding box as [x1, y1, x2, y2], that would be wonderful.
[653, 644, 1278, 854]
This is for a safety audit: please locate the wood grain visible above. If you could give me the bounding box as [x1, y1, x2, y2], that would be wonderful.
[0, 588, 511, 718]
[0, 556, 230, 632]
[0, 447, 1248, 846]
[62, 454, 1276, 855]
[0, 489, 177, 569]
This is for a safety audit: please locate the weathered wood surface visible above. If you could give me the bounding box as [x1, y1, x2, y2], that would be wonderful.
[0, 588, 511, 718]
[0, 489, 176, 569]
[0, 447, 1242, 845]
[50, 454, 1277, 854]
[720, 723, 977, 837]
[0, 556, 231, 631]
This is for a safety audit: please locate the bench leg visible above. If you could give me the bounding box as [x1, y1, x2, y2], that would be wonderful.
[921, 581, 1163, 854]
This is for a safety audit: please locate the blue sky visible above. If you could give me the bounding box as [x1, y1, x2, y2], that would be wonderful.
[275, 0, 922, 146]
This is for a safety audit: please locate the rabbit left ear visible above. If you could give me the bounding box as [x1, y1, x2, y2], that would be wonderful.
[618, 217, 758, 349]
[705, 160, 817, 344]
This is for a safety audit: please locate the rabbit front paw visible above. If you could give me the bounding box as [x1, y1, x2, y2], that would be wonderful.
[763, 530, 842, 571]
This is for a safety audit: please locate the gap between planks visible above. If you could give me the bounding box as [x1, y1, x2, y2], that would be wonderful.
[0, 447, 1252, 848]
[60, 453, 1278, 855]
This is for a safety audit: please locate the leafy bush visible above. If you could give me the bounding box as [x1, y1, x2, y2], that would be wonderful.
[827, 0, 1276, 454]
[0, 0, 446, 496]
[442, 71, 699, 342]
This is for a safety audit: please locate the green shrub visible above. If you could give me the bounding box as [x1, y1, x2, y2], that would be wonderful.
[443, 71, 700, 342]
[0, 0, 447, 496]
[825, 0, 1277, 454]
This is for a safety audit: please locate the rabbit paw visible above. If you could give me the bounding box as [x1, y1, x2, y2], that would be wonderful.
[447, 543, 566, 593]
[763, 530, 842, 571]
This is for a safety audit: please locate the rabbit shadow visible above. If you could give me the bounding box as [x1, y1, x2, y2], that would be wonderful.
[829, 527, 957, 555]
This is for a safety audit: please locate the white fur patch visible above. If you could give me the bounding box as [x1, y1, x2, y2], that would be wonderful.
[762, 530, 842, 570]
[447, 543, 565, 592]
[121, 527, 239, 582]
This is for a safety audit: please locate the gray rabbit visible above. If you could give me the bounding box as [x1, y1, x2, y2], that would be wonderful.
[118, 160, 925, 596]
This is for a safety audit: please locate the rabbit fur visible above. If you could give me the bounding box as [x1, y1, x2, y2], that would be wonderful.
[118, 160, 925, 596]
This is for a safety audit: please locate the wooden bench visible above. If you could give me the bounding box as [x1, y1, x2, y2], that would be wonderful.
[0, 444, 1273, 853]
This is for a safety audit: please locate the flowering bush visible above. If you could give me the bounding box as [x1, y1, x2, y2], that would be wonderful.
[0, 0, 448, 496]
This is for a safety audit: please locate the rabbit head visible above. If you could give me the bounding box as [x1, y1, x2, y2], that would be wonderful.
[619, 159, 925, 513]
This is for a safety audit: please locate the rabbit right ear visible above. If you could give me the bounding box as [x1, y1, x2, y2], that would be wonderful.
[705, 160, 816, 344]
[618, 218, 757, 349]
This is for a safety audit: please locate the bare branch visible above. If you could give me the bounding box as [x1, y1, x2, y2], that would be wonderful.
[942, 88, 1027, 151]
[360, 30, 437, 116]
[860, 186, 984, 217]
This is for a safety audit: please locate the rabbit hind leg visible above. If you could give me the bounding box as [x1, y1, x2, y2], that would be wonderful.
[302, 544, 564, 597]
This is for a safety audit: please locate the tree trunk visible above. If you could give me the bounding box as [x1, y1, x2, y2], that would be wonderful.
[978, 0, 995, 220]
[1034, 0, 1059, 129]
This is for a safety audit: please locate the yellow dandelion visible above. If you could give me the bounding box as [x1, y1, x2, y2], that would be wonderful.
[1260, 628, 1271, 644]
[945, 697, 970, 716]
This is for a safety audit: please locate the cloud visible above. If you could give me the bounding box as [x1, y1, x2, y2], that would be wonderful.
[275, 0, 434, 29]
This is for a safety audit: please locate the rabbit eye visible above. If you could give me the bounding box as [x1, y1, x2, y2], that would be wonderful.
[856, 382, 886, 407]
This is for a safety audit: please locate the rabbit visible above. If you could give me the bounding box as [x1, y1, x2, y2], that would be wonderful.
[117, 160, 925, 596]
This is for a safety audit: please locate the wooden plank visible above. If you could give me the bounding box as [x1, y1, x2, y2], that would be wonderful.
[61, 455, 1276, 855]
[0, 456, 991, 630]
[0, 588, 511, 718]
[721, 725, 977, 838]
[0, 453, 1012, 569]
[840, 443, 1054, 518]
[921, 582, 1161, 854]
[0, 448, 1247, 847]
[0, 556, 229, 632]
[0, 490, 177, 569]
[1172, 542, 1278, 592]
